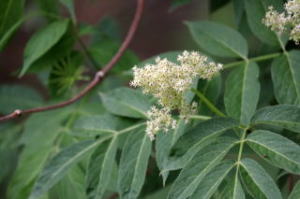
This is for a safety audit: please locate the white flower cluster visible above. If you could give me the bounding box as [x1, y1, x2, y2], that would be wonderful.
[146, 107, 177, 141]
[131, 51, 222, 110]
[131, 51, 222, 140]
[263, 6, 289, 33]
[290, 25, 300, 43]
[263, 0, 300, 44]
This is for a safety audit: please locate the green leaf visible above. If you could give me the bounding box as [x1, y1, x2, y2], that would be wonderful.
[144, 186, 171, 199]
[210, 1, 235, 27]
[0, 0, 24, 43]
[186, 20, 248, 58]
[49, 165, 87, 199]
[155, 120, 187, 184]
[86, 142, 119, 198]
[73, 114, 131, 136]
[7, 110, 70, 199]
[29, 30, 76, 73]
[210, 0, 231, 11]
[59, 0, 76, 23]
[163, 118, 238, 172]
[169, 0, 192, 12]
[251, 105, 300, 133]
[246, 130, 300, 174]
[47, 51, 83, 97]
[223, 174, 245, 199]
[233, 0, 245, 25]
[0, 85, 43, 114]
[0, 17, 24, 51]
[137, 51, 181, 67]
[29, 138, 109, 199]
[0, 123, 22, 150]
[91, 16, 121, 43]
[99, 87, 152, 119]
[118, 129, 152, 199]
[94, 135, 119, 199]
[245, 0, 282, 46]
[36, 0, 59, 21]
[190, 161, 235, 199]
[8, 100, 102, 199]
[198, 75, 222, 115]
[240, 158, 282, 199]
[271, 51, 300, 105]
[90, 40, 139, 72]
[224, 62, 260, 125]
[289, 181, 300, 199]
[0, 124, 20, 184]
[167, 138, 237, 199]
[20, 19, 69, 76]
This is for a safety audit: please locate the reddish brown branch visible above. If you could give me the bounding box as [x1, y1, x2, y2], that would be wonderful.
[0, 0, 144, 122]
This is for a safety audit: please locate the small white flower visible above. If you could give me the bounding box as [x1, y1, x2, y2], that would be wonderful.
[146, 107, 176, 141]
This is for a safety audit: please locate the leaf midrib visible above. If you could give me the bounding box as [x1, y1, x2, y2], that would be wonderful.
[246, 138, 300, 168]
[232, 171, 241, 199]
[284, 53, 300, 102]
[95, 135, 118, 199]
[198, 29, 246, 59]
[34, 137, 109, 196]
[201, 163, 234, 199]
[130, 133, 149, 197]
[240, 162, 265, 194]
[177, 143, 236, 199]
[253, 120, 300, 128]
[239, 161, 280, 199]
[101, 93, 148, 118]
[117, 100, 148, 118]
[160, 125, 238, 173]
[76, 127, 117, 134]
[240, 61, 249, 123]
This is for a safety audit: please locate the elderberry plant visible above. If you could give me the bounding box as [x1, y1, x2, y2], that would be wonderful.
[1, 0, 300, 199]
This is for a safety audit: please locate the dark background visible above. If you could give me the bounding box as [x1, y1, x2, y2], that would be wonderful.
[0, 0, 210, 95]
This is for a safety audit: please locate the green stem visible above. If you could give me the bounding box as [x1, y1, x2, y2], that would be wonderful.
[188, 115, 211, 120]
[236, 129, 247, 165]
[276, 33, 287, 53]
[192, 88, 226, 117]
[234, 128, 247, 181]
[223, 52, 282, 69]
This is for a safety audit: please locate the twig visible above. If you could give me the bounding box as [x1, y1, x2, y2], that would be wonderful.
[0, 0, 144, 122]
[188, 114, 211, 120]
[223, 52, 282, 69]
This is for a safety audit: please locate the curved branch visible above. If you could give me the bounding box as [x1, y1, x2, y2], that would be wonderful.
[0, 0, 145, 122]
